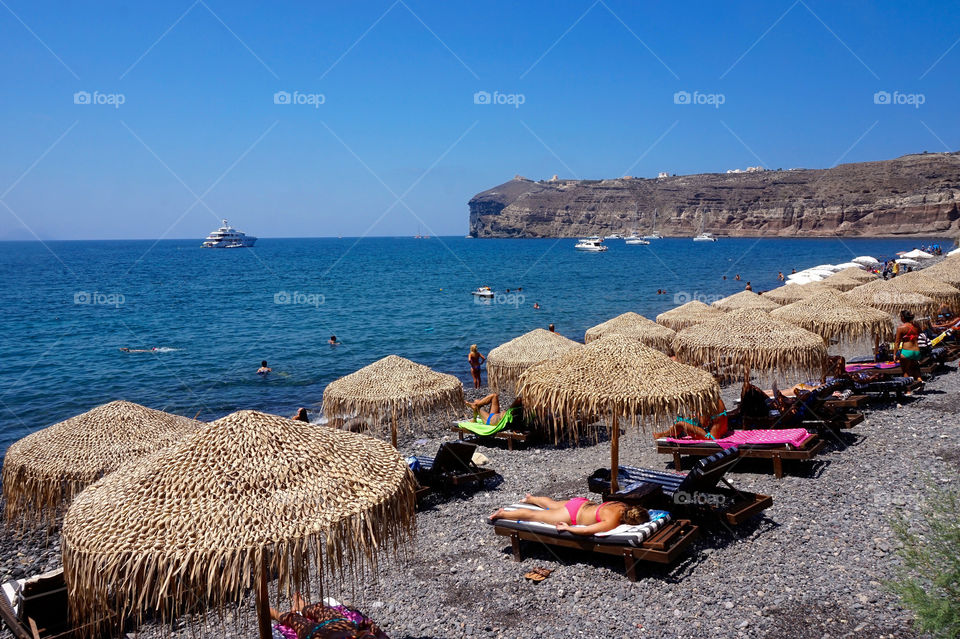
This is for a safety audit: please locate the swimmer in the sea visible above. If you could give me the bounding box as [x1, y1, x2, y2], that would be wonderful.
[258, 360, 272, 376]
[328, 335, 340, 346]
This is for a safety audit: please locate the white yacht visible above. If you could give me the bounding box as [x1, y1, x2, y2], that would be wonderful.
[575, 237, 608, 252]
[693, 232, 717, 242]
[471, 286, 495, 298]
[625, 235, 650, 245]
[202, 220, 257, 248]
[643, 208, 663, 239]
[604, 233, 623, 240]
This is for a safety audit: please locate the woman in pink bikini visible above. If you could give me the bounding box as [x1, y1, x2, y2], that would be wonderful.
[489, 494, 648, 534]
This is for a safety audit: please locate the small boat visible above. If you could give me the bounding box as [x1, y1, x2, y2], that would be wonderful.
[471, 286, 495, 298]
[604, 233, 623, 240]
[625, 235, 650, 245]
[575, 238, 608, 252]
[643, 208, 663, 239]
[202, 220, 257, 248]
[693, 232, 717, 242]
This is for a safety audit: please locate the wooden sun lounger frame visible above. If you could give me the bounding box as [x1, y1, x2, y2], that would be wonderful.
[452, 424, 530, 450]
[492, 519, 699, 581]
[413, 442, 497, 498]
[656, 436, 826, 479]
[0, 570, 75, 639]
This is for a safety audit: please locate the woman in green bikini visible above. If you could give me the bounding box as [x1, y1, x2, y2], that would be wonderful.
[893, 309, 923, 384]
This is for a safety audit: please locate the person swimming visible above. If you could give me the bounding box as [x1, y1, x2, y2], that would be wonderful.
[329, 335, 340, 346]
[257, 360, 272, 376]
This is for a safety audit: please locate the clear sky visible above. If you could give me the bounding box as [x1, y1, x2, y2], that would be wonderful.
[1, 1, 957, 240]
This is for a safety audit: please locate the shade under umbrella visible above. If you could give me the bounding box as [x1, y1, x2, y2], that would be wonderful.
[672, 309, 828, 384]
[655, 300, 725, 332]
[881, 272, 960, 311]
[486, 328, 582, 392]
[711, 290, 780, 312]
[761, 282, 833, 305]
[2, 400, 199, 527]
[770, 289, 895, 345]
[322, 355, 464, 447]
[62, 410, 416, 639]
[844, 281, 940, 318]
[584, 311, 677, 354]
[518, 336, 721, 492]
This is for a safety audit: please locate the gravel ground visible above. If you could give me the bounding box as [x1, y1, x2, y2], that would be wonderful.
[2, 368, 957, 639]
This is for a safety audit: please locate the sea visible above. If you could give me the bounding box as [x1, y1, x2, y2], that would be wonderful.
[0, 235, 950, 451]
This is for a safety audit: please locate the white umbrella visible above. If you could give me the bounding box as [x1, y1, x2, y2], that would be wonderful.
[833, 262, 864, 270]
[901, 249, 934, 259]
[896, 258, 920, 266]
[853, 256, 880, 266]
[949, 248, 960, 257]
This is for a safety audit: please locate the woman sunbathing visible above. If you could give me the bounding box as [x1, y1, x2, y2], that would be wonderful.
[270, 592, 387, 639]
[489, 494, 648, 535]
[466, 393, 521, 426]
[653, 398, 729, 440]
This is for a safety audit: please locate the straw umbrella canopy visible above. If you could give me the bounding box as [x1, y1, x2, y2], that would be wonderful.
[485, 328, 582, 393]
[882, 272, 960, 311]
[821, 268, 879, 292]
[710, 290, 780, 312]
[2, 400, 199, 527]
[517, 336, 721, 493]
[844, 283, 940, 319]
[655, 300, 725, 332]
[322, 355, 464, 447]
[62, 410, 416, 639]
[584, 312, 677, 353]
[770, 289, 895, 345]
[920, 256, 960, 289]
[761, 282, 833, 305]
[672, 309, 828, 384]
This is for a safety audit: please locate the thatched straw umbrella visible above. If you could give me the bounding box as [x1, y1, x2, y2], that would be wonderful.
[920, 257, 960, 289]
[710, 290, 780, 312]
[584, 312, 677, 353]
[62, 410, 416, 639]
[770, 289, 895, 346]
[761, 282, 833, 305]
[821, 268, 879, 292]
[672, 309, 828, 384]
[322, 355, 464, 447]
[882, 272, 960, 311]
[844, 284, 940, 319]
[518, 336, 720, 493]
[655, 301, 725, 332]
[485, 328, 582, 393]
[2, 400, 199, 527]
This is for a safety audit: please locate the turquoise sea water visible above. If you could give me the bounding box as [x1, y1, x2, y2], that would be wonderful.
[0, 235, 949, 451]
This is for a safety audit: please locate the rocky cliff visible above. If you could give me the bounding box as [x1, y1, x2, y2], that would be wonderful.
[468, 152, 960, 238]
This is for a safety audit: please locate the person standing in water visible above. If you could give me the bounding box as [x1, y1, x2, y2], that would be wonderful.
[257, 361, 272, 376]
[468, 344, 485, 389]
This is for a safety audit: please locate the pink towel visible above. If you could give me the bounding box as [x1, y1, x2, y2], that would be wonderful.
[846, 362, 897, 372]
[662, 428, 814, 449]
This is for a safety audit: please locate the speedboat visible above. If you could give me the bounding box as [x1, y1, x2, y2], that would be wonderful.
[625, 235, 650, 245]
[693, 233, 717, 242]
[575, 238, 608, 252]
[202, 220, 257, 248]
[604, 233, 623, 240]
[471, 286, 495, 298]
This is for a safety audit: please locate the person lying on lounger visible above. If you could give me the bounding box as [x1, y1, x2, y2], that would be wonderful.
[465, 393, 522, 427]
[652, 398, 729, 441]
[270, 592, 387, 639]
[489, 494, 649, 535]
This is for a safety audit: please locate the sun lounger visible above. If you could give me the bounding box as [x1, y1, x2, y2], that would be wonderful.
[731, 381, 860, 432]
[488, 504, 698, 581]
[453, 407, 530, 450]
[655, 428, 824, 479]
[0, 569, 72, 639]
[407, 441, 496, 493]
[586, 446, 773, 526]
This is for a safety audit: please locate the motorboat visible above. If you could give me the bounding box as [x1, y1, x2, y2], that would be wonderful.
[471, 286, 495, 298]
[202, 220, 257, 248]
[642, 233, 663, 240]
[604, 233, 623, 240]
[693, 232, 717, 242]
[625, 235, 650, 245]
[575, 238, 608, 252]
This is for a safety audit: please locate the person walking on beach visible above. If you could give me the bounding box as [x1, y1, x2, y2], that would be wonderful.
[468, 344, 485, 388]
[257, 361, 272, 376]
[893, 310, 923, 387]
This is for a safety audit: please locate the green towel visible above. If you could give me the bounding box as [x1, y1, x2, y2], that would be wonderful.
[458, 407, 518, 436]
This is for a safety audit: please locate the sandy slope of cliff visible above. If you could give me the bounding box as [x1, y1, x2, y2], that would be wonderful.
[468, 152, 960, 238]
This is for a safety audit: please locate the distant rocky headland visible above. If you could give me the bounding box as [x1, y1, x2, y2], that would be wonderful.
[468, 151, 960, 238]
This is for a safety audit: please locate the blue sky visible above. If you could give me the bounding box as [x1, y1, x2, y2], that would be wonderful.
[1, 1, 957, 240]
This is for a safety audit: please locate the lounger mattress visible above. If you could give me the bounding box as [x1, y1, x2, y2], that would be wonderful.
[658, 428, 814, 449]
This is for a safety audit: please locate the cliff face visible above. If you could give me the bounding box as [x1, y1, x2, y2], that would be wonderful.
[468, 152, 960, 238]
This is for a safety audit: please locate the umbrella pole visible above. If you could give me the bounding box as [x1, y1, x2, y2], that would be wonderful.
[257, 554, 271, 639]
[391, 410, 398, 448]
[610, 412, 620, 494]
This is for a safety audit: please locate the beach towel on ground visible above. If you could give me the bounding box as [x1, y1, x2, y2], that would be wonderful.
[659, 428, 813, 449]
[457, 406, 519, 436]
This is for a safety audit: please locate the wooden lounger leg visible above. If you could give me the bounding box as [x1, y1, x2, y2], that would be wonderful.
[623, 550, 638, 582]
[772, 453, 783, 479]
[507, 436, 514, 451]
[510, 532, 522, 562]
[672, 451, 682, 470]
